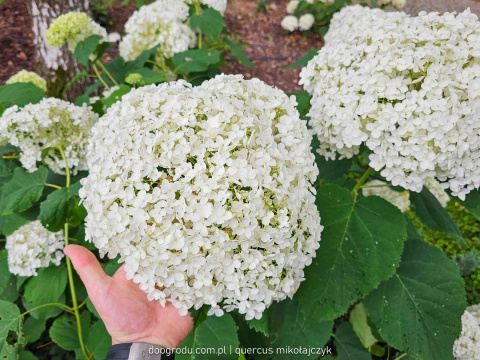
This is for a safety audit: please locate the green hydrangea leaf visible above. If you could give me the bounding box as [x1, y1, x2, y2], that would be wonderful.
[297, 184, 407, 321]
[50, 312, 90, 352]
[18, 351, 38, 360]
[334, 322, 372, 360]
[23, 316, 45, 343]
[0, 300, 25, 358]
[349, 303, 377, 349]
[172, 49, 222, 74]
[224, 39, 254, 69]
[246, 313, 269, 336]
[410, 187, 465, 245]
[269, 299, 333, 359]
[0, 166, 48, 216]
[191, 8, 224, 39]
[0, 83, 45, 111]
[101, 84, 131, 109]
[38, 187, 69, 232]
[73, 35, 103, 66]
[24, 265, 67, 320]
[49, 315, 80, 351]
[86, 321, 111, 360]
[461, 189, 480, 220]
[285, 49, 319, 69]
[0, 250, 11, 293]
[177, 314, 239, 360]
[0, 145, 19, 185]
[86, 299, 100, 319]
[364, 240, 467, 360]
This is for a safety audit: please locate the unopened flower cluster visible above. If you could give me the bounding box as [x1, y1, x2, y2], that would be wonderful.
[281, 0, 405, 32]
[301, 6, 480, 199]
[362, 177, 449, 212]
[281, 0, 316, 32]
[6, 221, 64, 277]
[454, 304, 480, 360]
[0, 98, 99, 174]
[119, 0, 195, 61]
[46, 12, 109, 52]
[6, 70, 47, 92]
[80, 74, 322, 320]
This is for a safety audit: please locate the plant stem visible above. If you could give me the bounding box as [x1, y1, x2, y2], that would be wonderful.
[20, 302, 72, 317]
[96, 60, 119, 87]
[78, 297, 89, 310]
[58, 145, 90, 360]
[156, 50, 168, 72]
[61, 72, 90, 99]
[352, 167, 373, 196]
[92, 62, 110, 90]
[57, 146, 70, 188]
[195, 2, 202, 48]
[360, 184, 390, 189]
[394, 354, 407, 360]
[2, 155, 20, 159]
[45, 183, 62, 190]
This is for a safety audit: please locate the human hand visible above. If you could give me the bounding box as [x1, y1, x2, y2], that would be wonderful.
[64, 245, 193, 348]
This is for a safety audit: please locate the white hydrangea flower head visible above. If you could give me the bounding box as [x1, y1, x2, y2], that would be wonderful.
[45, 12, 108, 52]
[281, 15, 299, 32]
[286, 0, 299, 14]
[300, 6, 480, 199]
[323, 5, 407, 45]
[6, 221, 64, 277]
[299, 13, 315, 31]
[80, 74, 322, 320]
[6, 70, 47, 92]
[0, 98, 99, 175]
[186, 0, 228, 14]
[362, 180, 411, 212]
[454, 304, 480, 360]
[119, 1, 195, 61]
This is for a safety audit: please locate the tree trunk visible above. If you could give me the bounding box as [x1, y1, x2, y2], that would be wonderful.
[27, 0, 93, 101]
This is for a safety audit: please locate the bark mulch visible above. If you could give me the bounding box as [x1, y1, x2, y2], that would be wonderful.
[0, 1, 35, 84]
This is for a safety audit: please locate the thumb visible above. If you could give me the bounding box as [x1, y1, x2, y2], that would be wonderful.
[64, 244, 111, 305]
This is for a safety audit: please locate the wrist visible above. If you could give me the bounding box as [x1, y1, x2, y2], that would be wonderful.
[107, 343, 176, 360]
[112, 337, 174, 349]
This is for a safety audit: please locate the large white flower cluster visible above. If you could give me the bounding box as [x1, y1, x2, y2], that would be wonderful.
[0, 98, 99, 174]
[6, 221, 64, 277]
[362, 177, 449, 212]
[80, 74, 322, 320]
[323, 5, 407, 45]
[454, 304, 480, 360]
[119, 0, 195, 61]
[300, 6, 480, 199]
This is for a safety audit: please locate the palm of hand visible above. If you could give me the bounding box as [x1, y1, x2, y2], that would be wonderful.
[65, 245, 193, 348]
